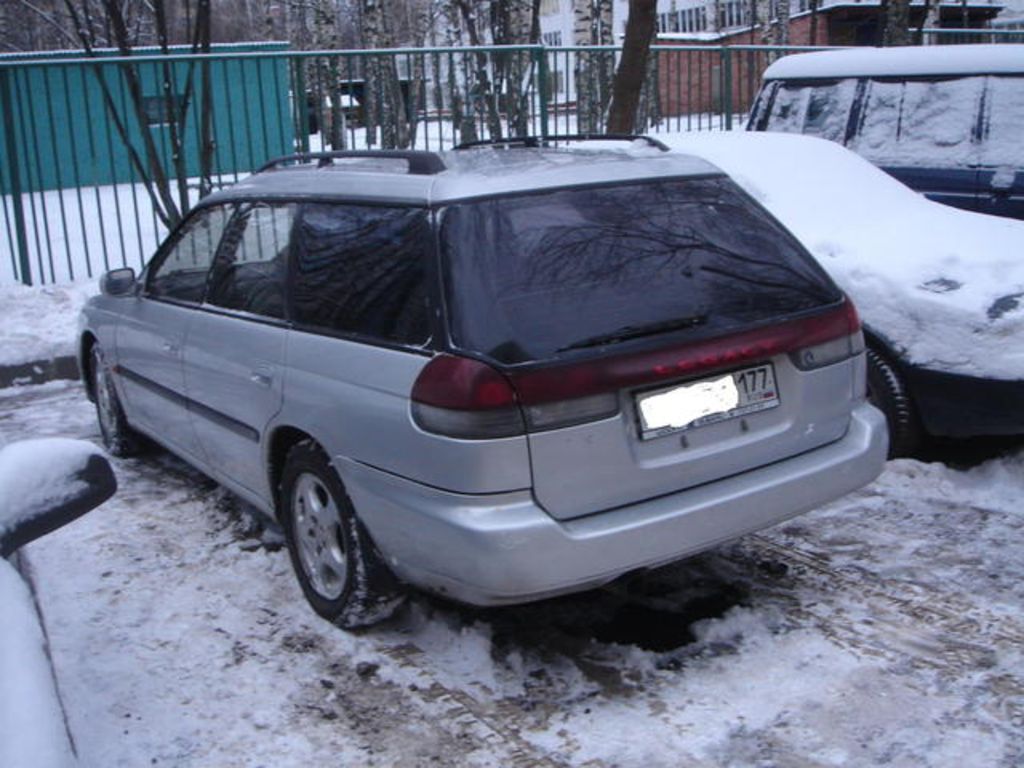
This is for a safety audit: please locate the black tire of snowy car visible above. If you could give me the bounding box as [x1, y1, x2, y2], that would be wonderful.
[279, 440, 404, 629]
[866, 346, 921, 459]
[90, 344, 143, 457]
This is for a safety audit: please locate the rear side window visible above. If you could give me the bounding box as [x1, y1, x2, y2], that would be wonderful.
[981, 75, 1024, 167]
[291, 204, 431, 345]
[849, 77, 984, 167]
[441, 178, 839, 365]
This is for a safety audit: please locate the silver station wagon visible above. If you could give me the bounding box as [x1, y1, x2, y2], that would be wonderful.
[79, 137, 887, 628]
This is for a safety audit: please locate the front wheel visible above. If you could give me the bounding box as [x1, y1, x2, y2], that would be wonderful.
[866, 347, 921, 458]
[90, 344, 143, 457]
[280, 440, 404, 629]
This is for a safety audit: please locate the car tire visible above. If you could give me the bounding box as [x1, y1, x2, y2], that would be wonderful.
[90, 344, 143, 457]
[280, 440, 404, 629]
[866, 347, 921, 458]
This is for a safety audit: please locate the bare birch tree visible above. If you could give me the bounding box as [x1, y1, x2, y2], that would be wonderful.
[361, 0, 411, 148]
[60, 0, 215, 228]
[882, 0, 912, 46]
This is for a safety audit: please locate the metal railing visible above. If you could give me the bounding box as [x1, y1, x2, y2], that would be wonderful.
[921, 27, 1024, 44]
[1, 43, 827, 285]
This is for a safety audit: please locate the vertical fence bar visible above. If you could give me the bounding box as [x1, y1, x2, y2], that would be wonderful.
[42, 66, 75, 281]
[81, 66, 113, 273]
[60, 66, 94, 278]
[13, 68, 48, 284]
[535, 46, 550, 140]
[722, 46, 733, 131]
[0, 68, 32, 285]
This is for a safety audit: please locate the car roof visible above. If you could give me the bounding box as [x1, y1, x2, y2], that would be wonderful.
[199, 146, 723, 208]
[763, 44, 1024, 80]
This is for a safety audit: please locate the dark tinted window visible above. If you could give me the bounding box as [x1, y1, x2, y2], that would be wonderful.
[148, 206, 230, 303]
[441, 178, 838, 364]
[292, 204, 430, 344]
[207, 203, 295, 319]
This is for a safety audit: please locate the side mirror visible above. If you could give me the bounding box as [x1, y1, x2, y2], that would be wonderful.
[0, 439, 117, 558]
[100, 267, 137, 297]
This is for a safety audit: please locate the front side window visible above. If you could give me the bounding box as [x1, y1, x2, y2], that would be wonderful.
[291, 204, 431, 345]
[206, 203, 295, 319]
[147, 205, 230, 303]
[441, 178, 839, 365]
[761, 79, 857, 142]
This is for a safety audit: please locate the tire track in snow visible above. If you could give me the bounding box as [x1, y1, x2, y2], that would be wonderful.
[379, 642, 599, 768]
[742, 533, 1024, 670]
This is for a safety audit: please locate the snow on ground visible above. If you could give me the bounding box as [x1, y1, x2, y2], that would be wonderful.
[2, 381, 1022, 767]
[0, 281, 97, 365]
[662, 132, 1024, 380]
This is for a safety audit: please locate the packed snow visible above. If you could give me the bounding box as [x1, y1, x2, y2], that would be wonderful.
[663, 132, 1024, 379]
[3, 381, 1022, 767]
[0, 281, 97, 365]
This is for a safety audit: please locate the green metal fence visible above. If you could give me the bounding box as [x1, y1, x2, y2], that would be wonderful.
[1, 43, 819, 286]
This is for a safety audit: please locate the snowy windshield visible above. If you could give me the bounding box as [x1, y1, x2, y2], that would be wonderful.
[760, 75, 1024, 169]
[440, 178, 838, 365]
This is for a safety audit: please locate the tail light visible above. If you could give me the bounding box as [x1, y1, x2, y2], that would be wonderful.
[412, 299, 862, 439]
[789, 300, 864, 370]
[410, 355, 525, 439]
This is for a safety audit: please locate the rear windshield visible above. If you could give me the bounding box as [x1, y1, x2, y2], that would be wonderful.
[440, 177, 839, 365]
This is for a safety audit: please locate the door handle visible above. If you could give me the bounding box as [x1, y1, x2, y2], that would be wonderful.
[162, 341, 179, 356]
[250, 365, 274, 387]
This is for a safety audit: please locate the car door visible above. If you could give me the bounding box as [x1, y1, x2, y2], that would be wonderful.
[115, 205, 230, 463]
[183, 202, 295, 503]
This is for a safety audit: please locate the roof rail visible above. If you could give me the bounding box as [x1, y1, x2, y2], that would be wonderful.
[453, 134, 670, 152]
[258, 150, 447, 175]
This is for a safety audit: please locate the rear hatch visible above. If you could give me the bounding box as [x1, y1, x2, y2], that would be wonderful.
[438, 175, 861, 521]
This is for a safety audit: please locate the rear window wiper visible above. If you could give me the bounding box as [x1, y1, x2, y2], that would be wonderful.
[557, 314, 708, 353]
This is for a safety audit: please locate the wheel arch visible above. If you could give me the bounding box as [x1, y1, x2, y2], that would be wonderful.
[266, 425, 318, 517]
[80, 332, 99, 402]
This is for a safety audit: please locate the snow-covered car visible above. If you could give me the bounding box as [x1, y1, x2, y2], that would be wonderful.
[666, 132, 1024, 455]
[747, 45, 1024, 221]
[78, 140, 886, 628]
[0, 438, 117, 768]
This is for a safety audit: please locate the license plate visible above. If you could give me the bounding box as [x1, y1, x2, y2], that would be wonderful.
[636, 364, 780, 440]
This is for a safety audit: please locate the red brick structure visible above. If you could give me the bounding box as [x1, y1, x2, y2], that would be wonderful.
[653, 2, 1003, 118]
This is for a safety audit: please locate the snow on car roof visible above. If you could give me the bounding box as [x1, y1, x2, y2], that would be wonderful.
[763, 44, 1024, 80]
[658, 132, 1024, 381]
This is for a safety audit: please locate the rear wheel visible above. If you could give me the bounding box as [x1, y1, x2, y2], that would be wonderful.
[90, 344, 143, 457]
[866, 347, 921, 458]
[280, 440, 404, 628]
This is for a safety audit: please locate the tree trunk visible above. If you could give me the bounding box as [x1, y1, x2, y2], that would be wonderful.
[883, 0, 912, 45]
[361, 0, 410, 148]
[606, 0, 656, 134]
[456, 0, 503, 140]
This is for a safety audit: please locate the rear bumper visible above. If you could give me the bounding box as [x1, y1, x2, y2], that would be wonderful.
[337, 403, 887, 606]
[903, 365, 1024, 438]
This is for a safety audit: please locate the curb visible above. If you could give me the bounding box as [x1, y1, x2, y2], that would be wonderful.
[0, 356, 80, 389]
